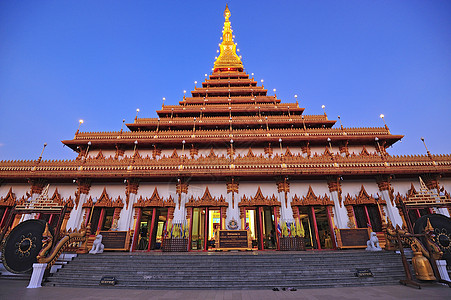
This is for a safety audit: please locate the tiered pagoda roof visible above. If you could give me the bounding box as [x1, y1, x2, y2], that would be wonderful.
[63, 5, 403, 150]
[1, 5, 450, 182]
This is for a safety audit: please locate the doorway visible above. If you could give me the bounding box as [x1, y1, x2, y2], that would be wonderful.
[135, 207, 168, 251]
[298, 206, 334, 250]
[246, 207, 276, 250]
[190, 207, 221, 251]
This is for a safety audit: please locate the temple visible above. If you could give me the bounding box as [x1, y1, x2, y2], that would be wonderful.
[1, 5, 450, 255]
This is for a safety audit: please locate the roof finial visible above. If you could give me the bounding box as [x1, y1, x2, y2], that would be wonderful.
[224, 4, 230, 21]
[213, 5, 243, 73]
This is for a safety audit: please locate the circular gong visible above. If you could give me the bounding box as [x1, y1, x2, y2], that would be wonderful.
[414, 213, 451, 264]
[1, 219, 47, 274]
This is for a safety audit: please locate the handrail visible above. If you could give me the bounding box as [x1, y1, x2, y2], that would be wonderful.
[37, 224, 90, 269]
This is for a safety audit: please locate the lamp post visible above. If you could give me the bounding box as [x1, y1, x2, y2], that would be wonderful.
[321, 105, 327, 118]
[37, 143, 47, 162]
[380, 114, 388, 130]
[327, 138, 332, 151]
[273, 88, 277, 106]
[294, 94, 298, 107]
[76, 119, 84, 135]
[260, 79, 264, 88]
[162, 97, 166, 108]
[85, 141, 92, 159]
[279, 138, 283, 157]
[133, 140, 138, 154]
[120, 119, 125, 132]
[337, 115, 343, 129]
[183, 90, 186, 100]
[230, 139, 234, 158]
[421, 137, 432, 157]
[135, 108, 140, 120]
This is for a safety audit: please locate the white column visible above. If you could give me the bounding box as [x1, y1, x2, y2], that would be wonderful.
[118, 193, 137, 231]
[330, 191, 348, 228]
[278, 191, 294, 222]
[225, 192, 240, 229]
[66, 193, 88, 230]
[27, 263, 47, 288]
[436, 260, 451, 281]
[379, 190, 403, 227]
[173, 193, 187, 223]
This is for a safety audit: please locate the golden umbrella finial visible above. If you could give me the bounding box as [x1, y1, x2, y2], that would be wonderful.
[224, 4, 231, 20]
[214, 4, 243, 73]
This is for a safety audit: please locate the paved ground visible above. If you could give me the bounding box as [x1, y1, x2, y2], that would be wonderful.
[0, 280, 450, 300]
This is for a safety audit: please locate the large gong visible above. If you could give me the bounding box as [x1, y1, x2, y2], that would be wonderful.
[1, 219, 49, 274]
[414, 214, 451, 264]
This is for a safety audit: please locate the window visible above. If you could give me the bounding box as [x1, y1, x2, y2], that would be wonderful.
[353, 205, 382, 232]
[90, 207, 115, 233]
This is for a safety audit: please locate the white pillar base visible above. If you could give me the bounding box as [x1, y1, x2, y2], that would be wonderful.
[436, 260, 451, 282]
[27, 263, 48, 288]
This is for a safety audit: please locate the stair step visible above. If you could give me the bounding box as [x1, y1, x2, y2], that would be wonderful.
[46, 250, 406, 289]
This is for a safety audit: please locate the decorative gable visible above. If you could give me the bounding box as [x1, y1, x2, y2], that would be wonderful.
[0, 187, 16, 206]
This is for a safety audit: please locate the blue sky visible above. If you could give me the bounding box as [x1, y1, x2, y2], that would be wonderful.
[0, 1, 450, 160]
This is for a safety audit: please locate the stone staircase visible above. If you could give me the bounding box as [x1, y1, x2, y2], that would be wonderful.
[0, 252, 77, 281]
[45, 250, 406, 289]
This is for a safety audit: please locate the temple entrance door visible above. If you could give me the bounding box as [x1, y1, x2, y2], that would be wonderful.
[207, 208, 221, 250]
[299, 206, 334, 250]
[260, 207, 276, 250]
[136, 208, 153, 251]
[189, 207, 220, 251]
[149, 207, 168, 250]
[246, 207, 275, 250]
[190, 207, 206, 251]
[246, 208, 259, 249]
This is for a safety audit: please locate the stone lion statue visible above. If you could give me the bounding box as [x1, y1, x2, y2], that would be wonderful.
[89, 234, 105, 254]
[366, 232, 382, 251]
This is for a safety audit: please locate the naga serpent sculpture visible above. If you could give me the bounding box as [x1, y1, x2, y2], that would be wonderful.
[386, 219, 442, 260]
[37, 224, 90, 269]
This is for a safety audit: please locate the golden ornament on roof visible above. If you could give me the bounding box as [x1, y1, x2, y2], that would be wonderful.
[214, 4, 243, 73]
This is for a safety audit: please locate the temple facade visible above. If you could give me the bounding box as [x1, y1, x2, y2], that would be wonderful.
[1, 5, 450, 252]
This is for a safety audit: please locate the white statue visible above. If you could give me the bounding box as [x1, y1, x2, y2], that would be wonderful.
[89, 234, 105, 254]
[366, 232, 382, 251]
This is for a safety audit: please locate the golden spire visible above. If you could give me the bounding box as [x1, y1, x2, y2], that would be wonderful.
[213, 4, 243, 72]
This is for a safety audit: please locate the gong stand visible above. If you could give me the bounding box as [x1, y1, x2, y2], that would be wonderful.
[395, 231, 421, 289]
[396, 231, 451, 288]
[0, 204, 67, 250]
